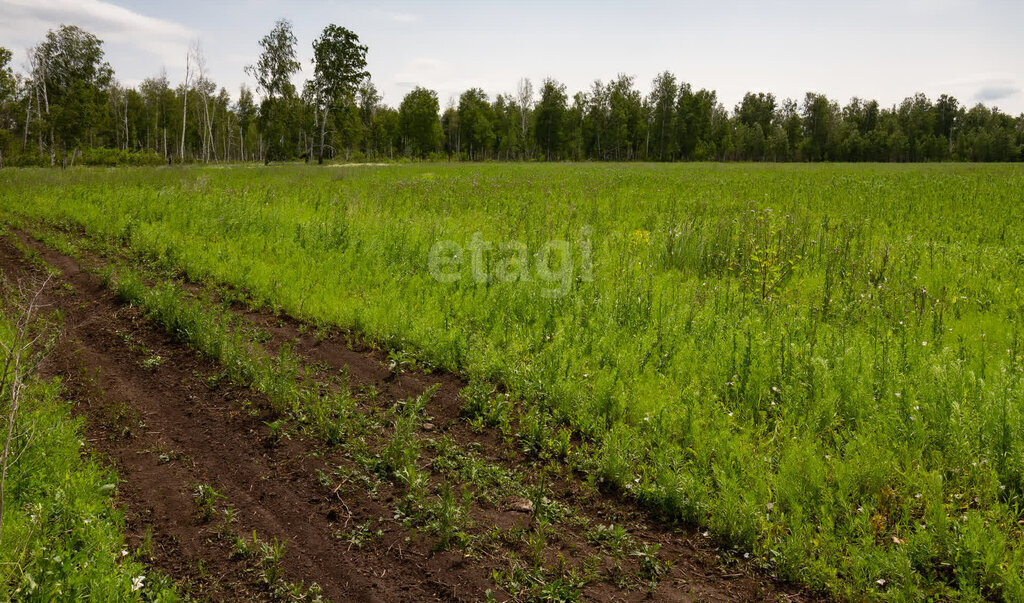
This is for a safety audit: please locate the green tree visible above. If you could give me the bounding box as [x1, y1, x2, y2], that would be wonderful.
[582, 81, 608, 159]
[331, 98, 362, 161]
[648, 71, 677, 161]
[567, 92, 587, 160]
[534, 78, 568, 161]
[376, 105, 401, 159]
[0, 47, 14, 109]
[0, 46, 16, 166]
[491, 94, 517, 159]
[136, 73, 173, 158]
[514, 78, 533, 159]
[236, 85, 256, 161]
[956, 103, 1017, 161]
[246, 19, 301, 163]
[776, 99, 802, 161]
[801, 92, 838, 161]
[457, 88, 494, 160]
[398, 86, 441, 158]
[735, 92, 775, 159]
[897, 93, 941, 161]
[839, 98, 877, 160]
[357, 78, 383, 159]
[605, 74, 644, 160]
[31, 25, 113, 162]
[736, 92, 776, 134]
[674, 85, 716, 159]
[310, 25, 368, 163]
[1015, 114, 1024, 160]
[935, 94, 960, 156]
[441, 100, 458, 159]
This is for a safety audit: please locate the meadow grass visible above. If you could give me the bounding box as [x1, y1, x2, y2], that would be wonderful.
[0, 298, 177, 600]
[2, 162, 1023, 599]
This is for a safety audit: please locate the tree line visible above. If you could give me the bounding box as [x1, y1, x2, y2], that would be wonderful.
[0, 20, 1022, 167]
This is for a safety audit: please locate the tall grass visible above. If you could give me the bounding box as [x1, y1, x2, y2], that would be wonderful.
[2, 162, 1023, 598]
[0, 302, 177, 600]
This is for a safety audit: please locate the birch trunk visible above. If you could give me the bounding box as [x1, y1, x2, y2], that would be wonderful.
[179, 52, 190, 162]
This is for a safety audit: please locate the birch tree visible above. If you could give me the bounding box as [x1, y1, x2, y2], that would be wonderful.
[310, 25, 368, 164]
[179, 49, 191, 161]
[514, 78, 533, 159]
[31, 25, 112, 163]
[246, 19, 300, 164]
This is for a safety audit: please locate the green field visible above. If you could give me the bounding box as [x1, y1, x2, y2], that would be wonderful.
[2, 162, 1023, 599]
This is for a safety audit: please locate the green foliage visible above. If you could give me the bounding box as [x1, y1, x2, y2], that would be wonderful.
[457, 88, 495, 160]
[31, 25, 113, 156]
[311, 25, 368, 103]
[647, 72, 678, 161]
[0, 312, 177, 600]
[235, 531, 288, 588]
[246, 19, 301, 164]
[631, 543, 671, 587]
[310, 24, 368, 164]
[335, 520, 382, 550]
[263, 419, 287, 447]
[255, 534, 286, 586]
[380, 413, 421, 482]
[193, 484, 225, 522]
[425, 481, 471, 551]
[79, 148, 165, 166]
[3, 20, 1023, 165]
[246, 19, 300, 100]
[4, 163, 1024, 599]
[0, 46, 14, 106]
[534, 78, 568, 161]
[398, 87, 442, 158]
[586, 523, 631, 560]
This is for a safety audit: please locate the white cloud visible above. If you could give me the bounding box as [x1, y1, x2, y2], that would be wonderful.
[975, 84, 1021, 103]
[383, 11, 417, 24]
[390, 56, 517, 103]
[931, 72, 1022, 107]
[0, 0, 195, 71]
[891, 0, 970, 13]
[393, 57, 449, 89]
[938, 72, 1021, 88]
[364, 8, 418, 24]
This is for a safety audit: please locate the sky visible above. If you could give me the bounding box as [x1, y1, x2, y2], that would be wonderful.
[1, 0, 1022, 115]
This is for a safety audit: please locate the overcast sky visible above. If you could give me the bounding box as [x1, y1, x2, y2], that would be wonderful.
[1, 0, 1022, 115]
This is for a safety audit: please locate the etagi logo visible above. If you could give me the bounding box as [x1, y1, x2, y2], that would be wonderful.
[428, 227, 593, 298]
